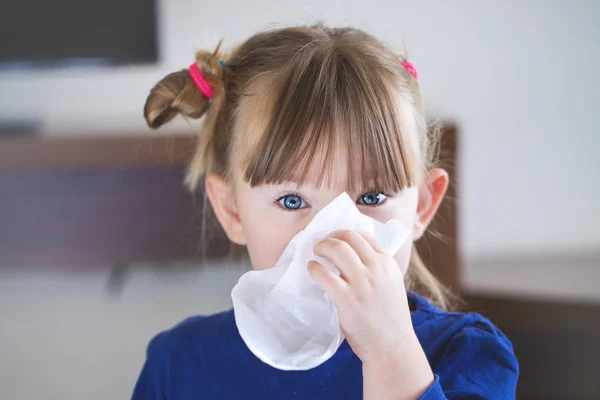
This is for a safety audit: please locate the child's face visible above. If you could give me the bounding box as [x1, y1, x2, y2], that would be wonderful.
[205, 146, 448, 275]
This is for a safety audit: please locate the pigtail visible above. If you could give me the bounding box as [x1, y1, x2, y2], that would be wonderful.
[143, 70, 208, 128]
[143, 44, 228, 192]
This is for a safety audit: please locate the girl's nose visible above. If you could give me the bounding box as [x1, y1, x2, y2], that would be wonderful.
[301, 191, 348, 229]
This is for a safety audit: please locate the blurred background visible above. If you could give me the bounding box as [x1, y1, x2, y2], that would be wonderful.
[0, 1, 598, 399]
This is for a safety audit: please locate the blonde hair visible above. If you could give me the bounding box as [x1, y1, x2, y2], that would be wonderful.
[143, 23, 452, 309]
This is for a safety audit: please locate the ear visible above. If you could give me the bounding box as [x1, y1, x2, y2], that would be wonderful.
[204, 173, 247, 245]
[413, 168, 450, 240]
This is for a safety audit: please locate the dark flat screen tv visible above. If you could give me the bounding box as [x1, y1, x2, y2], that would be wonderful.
[0, 0, 158, 70]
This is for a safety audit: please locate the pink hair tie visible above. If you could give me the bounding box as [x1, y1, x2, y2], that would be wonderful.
[188, 63, 214, 99]
[402, 60, 418, 80]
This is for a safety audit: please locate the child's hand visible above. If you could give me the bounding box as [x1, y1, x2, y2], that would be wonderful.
[309, 229, 412, 361]
[308, 229, 434, 399]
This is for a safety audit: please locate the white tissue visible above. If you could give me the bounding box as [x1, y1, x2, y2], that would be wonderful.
[231, 192, 412, 370]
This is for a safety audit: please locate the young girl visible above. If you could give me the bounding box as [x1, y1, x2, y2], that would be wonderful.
[133, 24, 518, 399]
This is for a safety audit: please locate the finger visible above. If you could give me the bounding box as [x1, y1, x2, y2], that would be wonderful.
[328, 229, 380, 266]
[313, 237, 364, 283]
[307, 260, 348, 304]
[358, 232, 385, 254]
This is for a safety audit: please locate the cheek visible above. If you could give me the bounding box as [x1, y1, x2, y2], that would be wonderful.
[237, 203, 301, 271]
[245, 227, 290, 270]
[231, 179, 288, 271]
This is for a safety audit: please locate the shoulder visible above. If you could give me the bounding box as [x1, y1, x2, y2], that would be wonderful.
[410, 291, 512, 346]
[146, 309, 235, 361]
[410, 292, 518, 397]
[133, 310, 235, 398]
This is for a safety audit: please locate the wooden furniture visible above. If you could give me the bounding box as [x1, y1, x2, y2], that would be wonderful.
[463, 293, 600, 399]
[0, 134, 233, 269]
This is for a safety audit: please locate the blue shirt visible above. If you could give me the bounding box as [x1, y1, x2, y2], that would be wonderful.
[132, 292, 518, 399]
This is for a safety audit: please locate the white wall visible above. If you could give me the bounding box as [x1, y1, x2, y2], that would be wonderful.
[1, 1, 598, 290]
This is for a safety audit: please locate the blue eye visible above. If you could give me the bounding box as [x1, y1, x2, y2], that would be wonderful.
[277, 194, 306, 210]
[358, 192, 387, 206]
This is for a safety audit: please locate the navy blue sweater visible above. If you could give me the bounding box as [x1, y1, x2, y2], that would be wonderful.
[132, 292, 518, 399]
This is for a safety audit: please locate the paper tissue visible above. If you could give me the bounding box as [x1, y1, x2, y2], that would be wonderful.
[231, 191, 413, 370]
